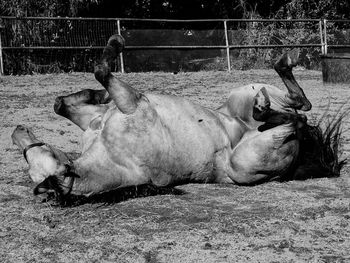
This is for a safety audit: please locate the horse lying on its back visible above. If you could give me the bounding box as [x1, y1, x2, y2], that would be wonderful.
[11, 35, 345, 198]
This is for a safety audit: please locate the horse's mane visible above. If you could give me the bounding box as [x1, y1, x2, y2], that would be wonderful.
[283, 109, 348, 181]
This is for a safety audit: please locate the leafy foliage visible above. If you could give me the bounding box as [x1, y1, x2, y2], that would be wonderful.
[1, 0, 349, 73]
[1, 0, 349, 19]
[275, 0, 350, 20]
[0, 0, 99, 17]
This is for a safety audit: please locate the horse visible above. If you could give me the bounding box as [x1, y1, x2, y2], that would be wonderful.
[11, 35, 344, 199]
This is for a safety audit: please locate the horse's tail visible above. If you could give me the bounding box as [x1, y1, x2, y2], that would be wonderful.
[286, 112, 347, 180]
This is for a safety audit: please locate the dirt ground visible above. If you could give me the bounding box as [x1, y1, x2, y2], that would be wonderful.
[1, 70, 350, 263]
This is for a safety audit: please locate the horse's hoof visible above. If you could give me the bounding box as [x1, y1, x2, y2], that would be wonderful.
[107, 34, 125, 54]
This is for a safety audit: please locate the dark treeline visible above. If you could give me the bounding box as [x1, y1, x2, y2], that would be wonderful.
[1, 0, 349, 20]
[1, 0, 349, 74]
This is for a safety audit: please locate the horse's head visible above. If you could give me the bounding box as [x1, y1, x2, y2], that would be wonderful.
[54, 89, 111, 130]
[12, 125, 74, 184]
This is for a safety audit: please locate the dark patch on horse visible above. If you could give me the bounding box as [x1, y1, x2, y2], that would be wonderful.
[283, 133, 297, 144]
[257, 122, 276, 132]
[198, 119, 203, 122]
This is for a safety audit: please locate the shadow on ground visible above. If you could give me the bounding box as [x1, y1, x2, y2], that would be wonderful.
[49, 184, 187, 207]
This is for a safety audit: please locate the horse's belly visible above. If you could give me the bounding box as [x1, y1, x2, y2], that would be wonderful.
[99, 97, 231, 185]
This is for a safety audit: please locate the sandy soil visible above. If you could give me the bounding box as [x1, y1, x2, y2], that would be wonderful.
[1, 70, 350, 263]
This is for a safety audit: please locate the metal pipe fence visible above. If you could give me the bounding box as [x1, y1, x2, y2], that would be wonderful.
[0, 17, 349, 75]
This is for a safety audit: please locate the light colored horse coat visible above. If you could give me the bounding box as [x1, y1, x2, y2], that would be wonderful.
[13, 35, 327, 198]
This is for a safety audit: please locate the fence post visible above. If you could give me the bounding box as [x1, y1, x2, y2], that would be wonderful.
[319, 20, 324, 55]
[323, 19, 328, 55]
[117, 19, 125, 73]
[223, 20, 231, 72]
[0, 21, 4, 75]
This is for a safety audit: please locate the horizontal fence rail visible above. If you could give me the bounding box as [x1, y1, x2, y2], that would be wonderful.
[1, 44, 323, 50]
[0, 16, 323, 22]
[0, 17, 349, 74]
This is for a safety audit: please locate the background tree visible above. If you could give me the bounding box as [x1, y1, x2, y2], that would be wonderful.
[1, 0, 349, 19]
[275, 0, 350, 19]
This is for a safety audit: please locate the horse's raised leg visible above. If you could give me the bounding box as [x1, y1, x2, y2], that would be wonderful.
[94, 35, 143, 114]
[252, 88, 307, 132]
[54, 89, 111, 131]
[230, 97, 307, 184]
[274, 50, 312, 111]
